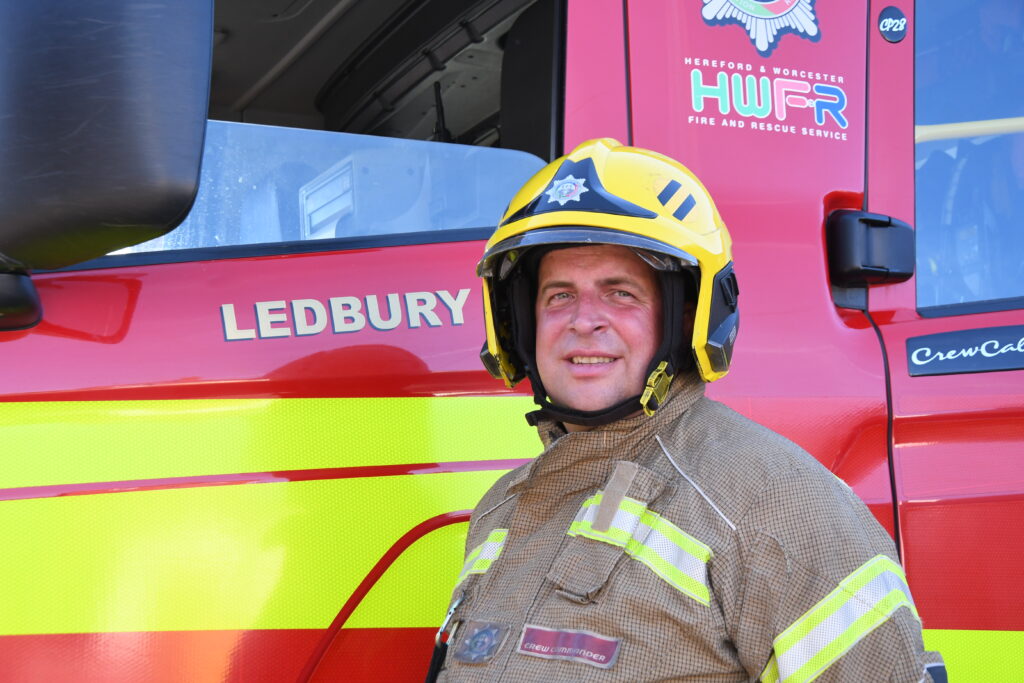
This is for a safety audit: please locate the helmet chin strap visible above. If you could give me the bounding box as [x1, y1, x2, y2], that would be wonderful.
[525, 392, 646, 428]
[523, 360, 676, 428]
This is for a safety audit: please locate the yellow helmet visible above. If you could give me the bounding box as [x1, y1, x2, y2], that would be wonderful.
[478, 138, 738, 425]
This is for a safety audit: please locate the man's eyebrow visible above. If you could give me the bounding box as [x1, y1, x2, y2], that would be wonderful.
[598, 276, 643, 288]
[537, 279, 574, 293]
[537, 276, 646, 292]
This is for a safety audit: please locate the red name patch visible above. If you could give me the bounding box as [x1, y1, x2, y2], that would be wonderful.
[516, 624, 620, 669]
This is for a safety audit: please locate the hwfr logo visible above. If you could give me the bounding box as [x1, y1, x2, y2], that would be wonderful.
[689, 66, 848, 131]
[702, 0, 819, 57]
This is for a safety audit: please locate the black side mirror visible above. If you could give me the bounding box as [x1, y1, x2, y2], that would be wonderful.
[0, 273, 42, 330]
[0, 0, 212, 329]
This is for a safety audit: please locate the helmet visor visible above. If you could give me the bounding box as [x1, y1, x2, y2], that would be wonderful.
[478, 226, 699, 279]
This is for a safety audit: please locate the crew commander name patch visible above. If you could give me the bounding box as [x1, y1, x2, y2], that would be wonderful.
[516, 624, 620, 669]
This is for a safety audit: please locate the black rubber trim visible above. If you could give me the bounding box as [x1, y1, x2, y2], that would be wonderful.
[622, 0, 634, 146]
[40, 227, 493, 273]
[861, 2, 900, 558]
[917, 296, 1024, 318]
[551, 0, 567, 161]
[865, 304, 902, 562]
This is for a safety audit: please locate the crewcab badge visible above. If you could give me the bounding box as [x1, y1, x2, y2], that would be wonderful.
[452, 621, 510, 664]
[907, 325, 1024, 377]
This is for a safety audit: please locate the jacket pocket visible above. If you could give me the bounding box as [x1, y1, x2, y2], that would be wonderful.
[547, 535, 626, 603]
[546, 461, 670, 604]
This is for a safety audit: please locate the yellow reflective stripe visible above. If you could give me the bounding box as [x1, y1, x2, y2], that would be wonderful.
[645, 510, 712, 564]
[0, 471, 503, 634]
[455, 528, 508, 586]
[0, 395, 538, 634]
[346, 520, 468, 629]
[760, 652, 780, 682]
[568, 493, 644, 546]
[769, 555, 918, 683]
[567, 491, 712, 605]
[455, 545, 484, 585]
[627, 515, 712, 605]
[0, 396, 537, 489]
[626, 534, 710, 605]
[923, 629, 1024, 682]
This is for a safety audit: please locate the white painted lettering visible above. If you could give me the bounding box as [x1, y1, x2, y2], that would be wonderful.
[981, 340, 1001, 357]
[221, 287, 472, 341]
[911, 347, 934, 365]
[366, 293, 402, 330]
[330, 296, 366, 333]
[255, 301, 290, 338]
[437, 288, 471, 325]
[879, 17, 906, 32]
[911, 335, 1024, 365]
[405, 291, 441, 328]
[292, 299, 327, 336]
[220, 304, 256, 341]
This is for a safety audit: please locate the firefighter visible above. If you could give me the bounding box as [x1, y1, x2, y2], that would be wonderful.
[429, 139, 945, 682]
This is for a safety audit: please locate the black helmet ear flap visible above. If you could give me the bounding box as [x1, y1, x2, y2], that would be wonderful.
[704, 263, 740, 374]
[508, 262, 537, 375]
[506, 246, 553, 400]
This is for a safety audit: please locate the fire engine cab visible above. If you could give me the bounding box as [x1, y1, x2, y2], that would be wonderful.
[0, 0, 1020, 680]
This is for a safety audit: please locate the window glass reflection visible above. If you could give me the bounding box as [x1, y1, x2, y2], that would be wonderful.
[915, 0, 1024, 309]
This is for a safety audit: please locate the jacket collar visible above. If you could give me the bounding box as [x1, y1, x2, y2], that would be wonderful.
[505, 373, 705, 495]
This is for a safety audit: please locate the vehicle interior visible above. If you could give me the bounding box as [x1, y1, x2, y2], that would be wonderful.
[209, 0, 562, 160]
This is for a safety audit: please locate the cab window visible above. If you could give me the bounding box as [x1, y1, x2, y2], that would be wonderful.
[111, 0, 560, 259]
[914, 0, 1024, 314]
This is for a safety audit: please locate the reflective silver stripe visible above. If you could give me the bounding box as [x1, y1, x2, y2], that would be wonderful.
[571, 493, 645, 544]
[568, 492, 712, 604]
[455, 528, 508, 586]
[764, 555, 919, 683]
[636, 520, 708, 598]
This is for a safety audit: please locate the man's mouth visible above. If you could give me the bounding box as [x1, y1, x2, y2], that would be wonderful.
[571, 356, 616, 364]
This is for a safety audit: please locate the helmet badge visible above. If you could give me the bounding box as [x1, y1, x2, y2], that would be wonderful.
[544, 175, 589, 206]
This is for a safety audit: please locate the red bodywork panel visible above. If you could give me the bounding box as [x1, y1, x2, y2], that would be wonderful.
[0, 629, 433, 682]
[624, 0, 893, 532]
[1, 242, 502, 402]
[864, 0, 1024, 632]
[0, 1, 1022, 680]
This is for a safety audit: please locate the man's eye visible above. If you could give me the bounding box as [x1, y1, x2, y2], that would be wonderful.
[612, 290, 635, 298]
[550, 292, 572, 302]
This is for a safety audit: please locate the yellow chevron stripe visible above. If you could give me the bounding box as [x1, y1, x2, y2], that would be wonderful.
[0, 396, 537, 634]
[0, 396, 536, 488]
[0, 472, 503, 634]
[923, 629, 1024, 682]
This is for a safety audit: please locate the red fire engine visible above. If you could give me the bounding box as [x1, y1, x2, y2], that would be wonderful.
[0, 0, 1020, 680]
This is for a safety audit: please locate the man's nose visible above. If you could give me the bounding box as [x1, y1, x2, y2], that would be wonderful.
[569, 294, 608, 333]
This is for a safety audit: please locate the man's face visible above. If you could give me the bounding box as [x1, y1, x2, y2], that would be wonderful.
[534, 245, 662, 422]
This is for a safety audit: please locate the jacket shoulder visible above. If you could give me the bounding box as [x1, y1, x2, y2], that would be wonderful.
[656, 397, 827, 519]
[657, 396, 895, 566]
[462, 461, 530, 551]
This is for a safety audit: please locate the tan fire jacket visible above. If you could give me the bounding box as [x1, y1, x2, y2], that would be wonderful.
[436, 377, 945, 682]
